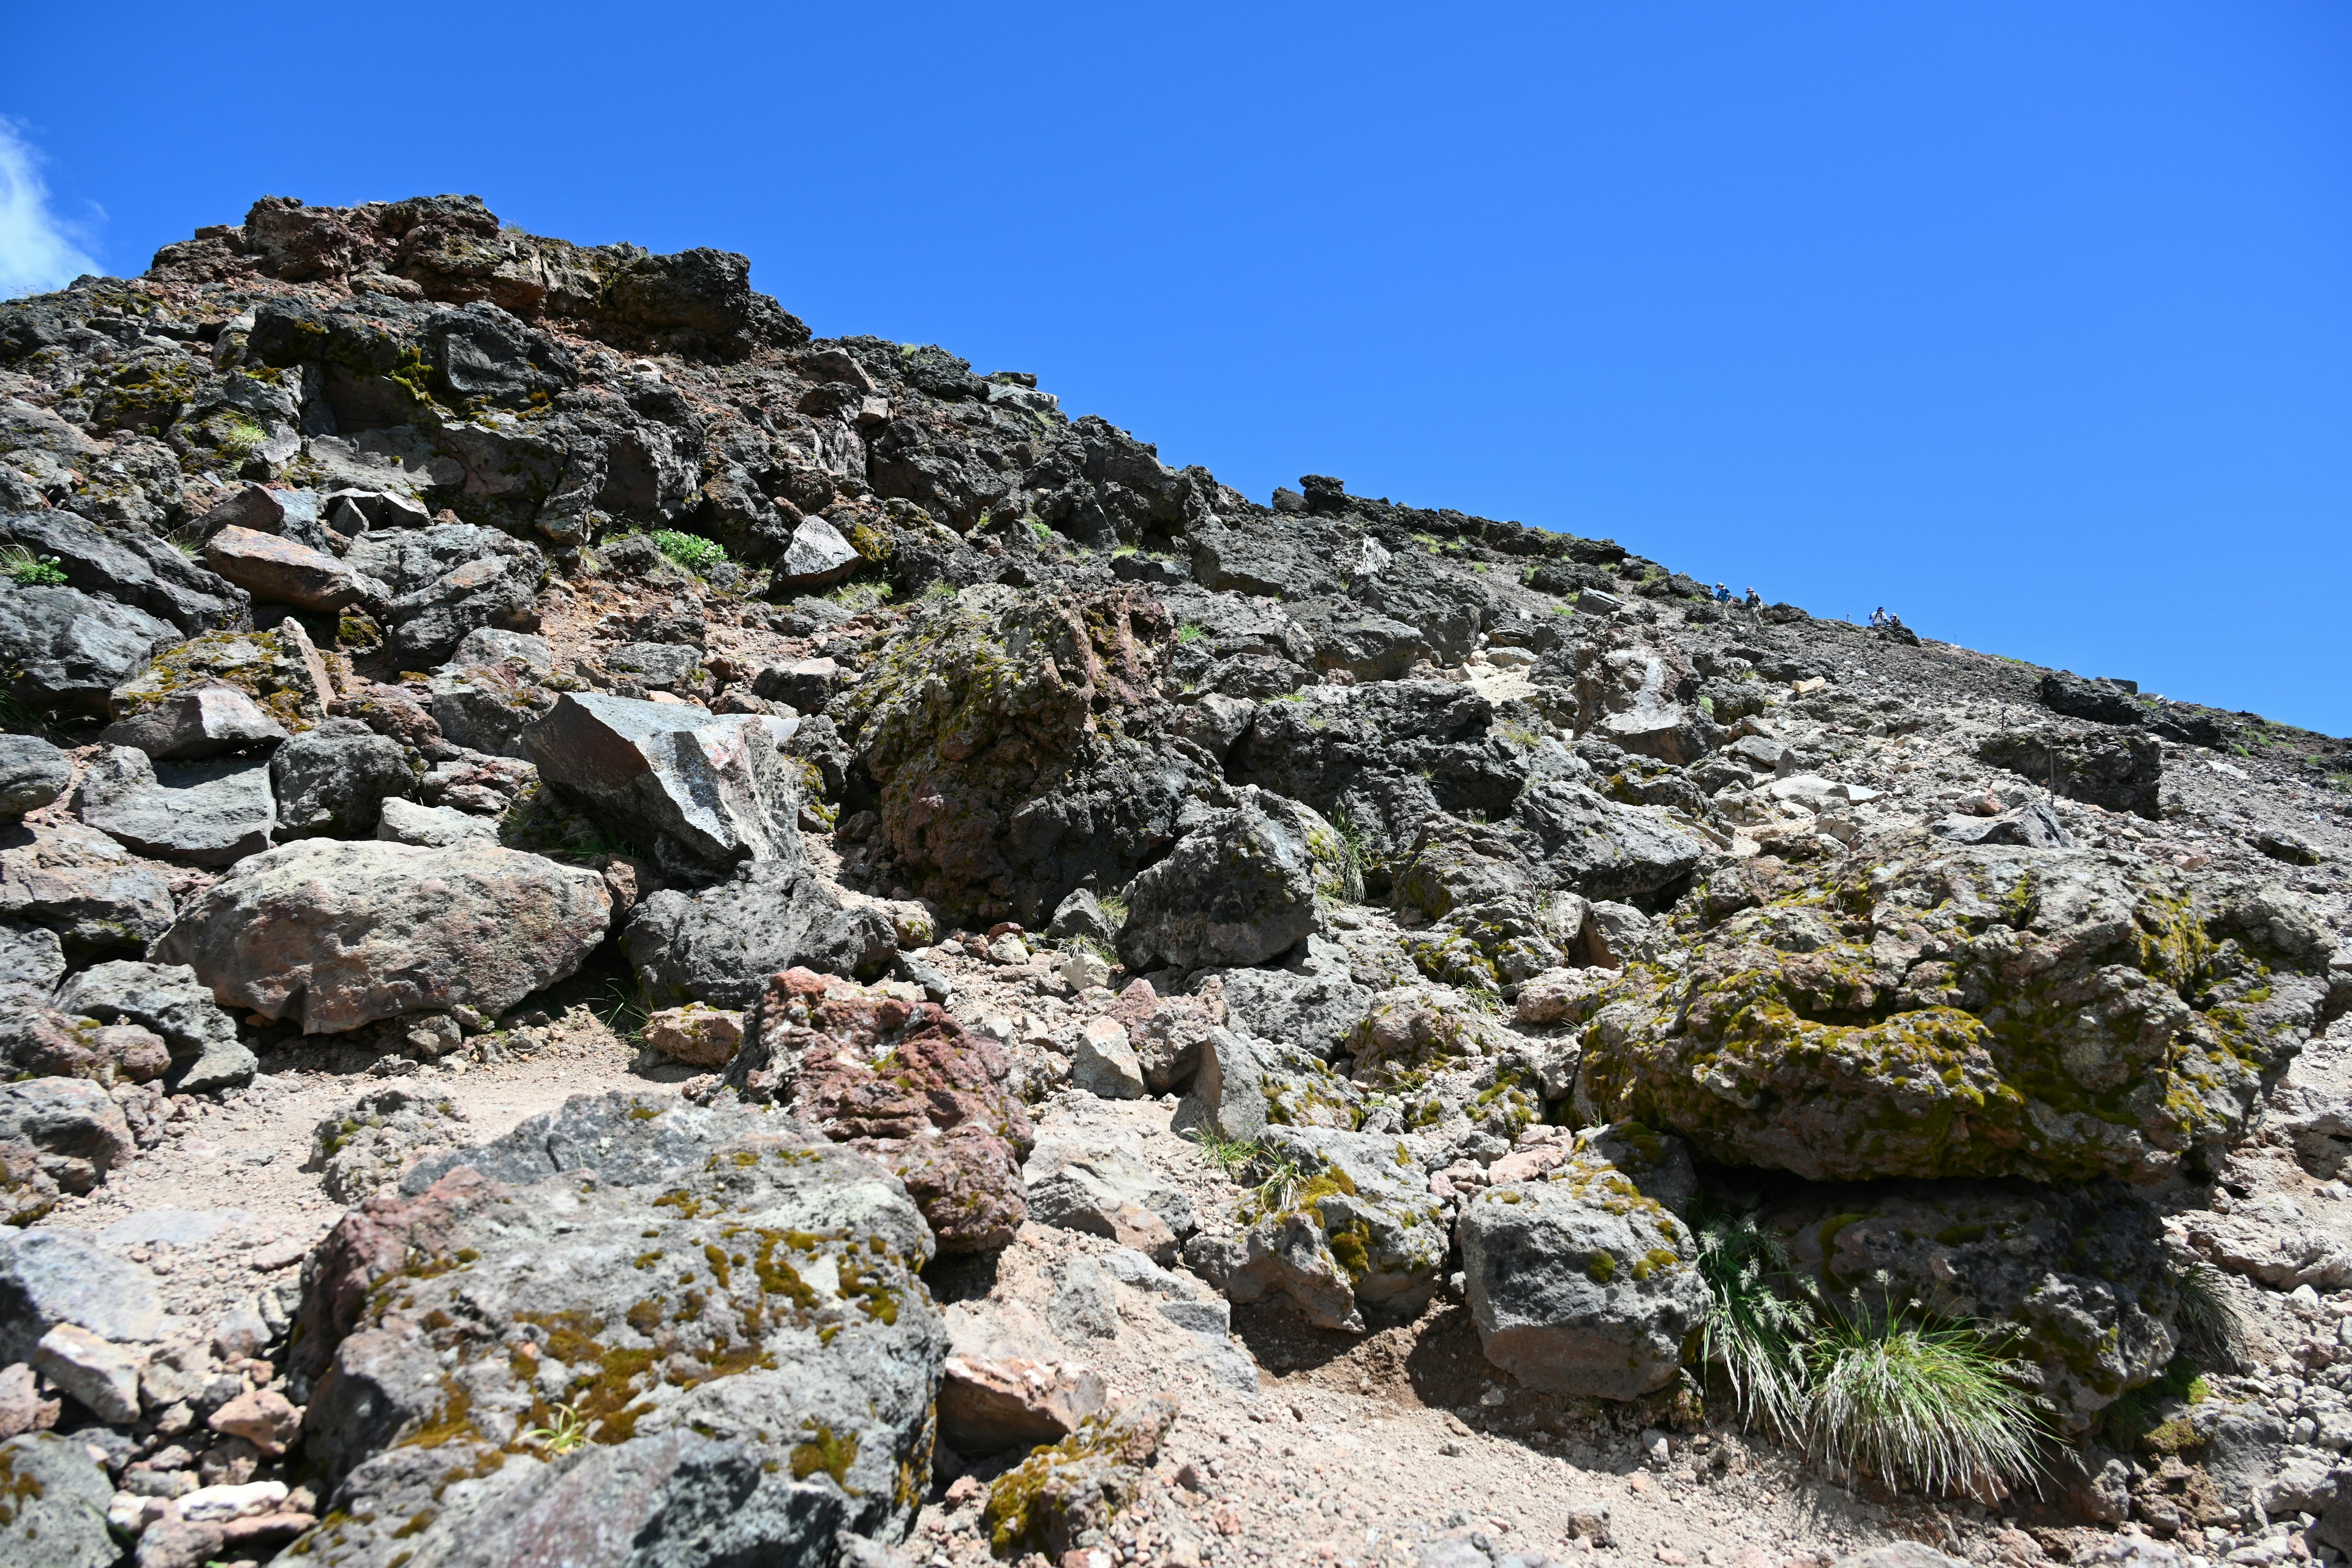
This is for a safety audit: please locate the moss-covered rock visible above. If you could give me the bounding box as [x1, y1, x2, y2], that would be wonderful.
[1572, 831, 2339, 1183]
[108, 618, 332, 733]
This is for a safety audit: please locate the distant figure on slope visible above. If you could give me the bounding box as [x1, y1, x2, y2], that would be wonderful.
[1713, 582, 1732, 603]
[1744, 587, 1762, 608]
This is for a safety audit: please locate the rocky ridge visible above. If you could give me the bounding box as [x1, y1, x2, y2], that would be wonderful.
[0, 193, 2346, 1568]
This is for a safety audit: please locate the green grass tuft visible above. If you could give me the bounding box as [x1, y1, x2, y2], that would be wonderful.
[649, 530, 728, 573]
[1804, 1290, 2044, 1497]
[1694, 1209, 1816, 1438]
[1182, 1127, 1262, 1182]
[2171, 1259, 2248, 1371]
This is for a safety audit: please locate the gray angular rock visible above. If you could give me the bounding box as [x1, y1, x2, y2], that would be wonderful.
[270, 717, 418, 838]
[0, 506, 249, 635]
[153, 838, 611, 1034]
[202, 524, 384, 611]
[1455, 1140, 1706, 1398]
[524, 692, 801, 878]
[1205, 935, 1372, 1060]
[0, 1079, 134, 1198]
[1508, 780, 1705, 902]
[0, 1227, 167, 1363]
[1023, 1136, 1196, 1261]
[0, 819, 175, 956]
[450, 625, 554, 674]
[1979, 726, 2163, 819]
[775, 515, 862, 589]
[0, 584, 181, 716]
[1931, 799, 2076, 848]
[426, 659, 557, 758]
[1185, 1125, 1444, 1332]
[345, 521, 545, 663]
[1172, 1026, 1266, 1144]
[294, 1093, 942, 1567]
[1046, 888, 1114, 944]
[622, 860, 899, 1008]
[0, 735, 69, 816]
[1118, 794, 1328, 973]
[374, 797, 497, 847]
[198, 481, 341, 552]
[0, 919, 60, 992]
[106, 616, 333, 734]
[34, 1322, 140, 1422]
[0, 1431, 118, 1568]
[97, 685, 290, 760]
[72, 745, 275, 867]
[1071, 1017, 1147, 1099]
[54, 959, 255, 1094]
[606, 640, 704, 692]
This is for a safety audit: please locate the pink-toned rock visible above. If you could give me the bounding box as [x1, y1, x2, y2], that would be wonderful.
[641, 1005, 745, 1067]
[206, 1386, 301, 1456]
[0, 1360, 58, 1438]
[941, 1352, 1107, 1454]
[202, 526, 382, 613]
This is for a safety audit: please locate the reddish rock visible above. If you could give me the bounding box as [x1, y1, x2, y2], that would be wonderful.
[207, 1387, 301, 1456]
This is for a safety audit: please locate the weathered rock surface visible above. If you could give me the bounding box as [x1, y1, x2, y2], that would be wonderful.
[0, 584, 181, 715]
[1117, 791, 1338, 973]
[99, 684, 290, 760]
[1980, 726, 2164, 819]
[623, 859, 897, 1008]
[345, 521, 545, 662]
[312, 1083, 472, 1202]
[269, 716, 418, 838]
[525, 692, 799, 876]
[0, 1430, 119, 1568]
[202, 524, 383, 611]
[374, 796, 496, 846]
[0, 819, 176, 955]
[1023, 1133, 1196, 1262]
[1574, 832, 2337, 1183]
[0, 1227, 168, 1363]
[1455, 1134, 1706, 1398]
[153, 838, 611, 1033]
[292, 1092, 945, 1567]
[56, 958, 255, 1093]
[0, 734, 69, 816]
[72, 744, 276, 866]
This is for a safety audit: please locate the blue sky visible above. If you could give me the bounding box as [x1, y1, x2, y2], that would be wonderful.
[6, 3, 2348, 734]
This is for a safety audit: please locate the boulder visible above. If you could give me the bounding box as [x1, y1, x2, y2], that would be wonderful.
[1931, 800, 2076, 849]
[450, 625, 554, 673]
[108, 618, 333, 734]
[1046, 888, 1114, 944]
[0, 584, 180, 716]
[0, 1229, 167, 1363]
[753, 655, 842, 714]
[1071, 1017, 1146, 1099]
[1204, 935, 1373, 1060]
[202, 525, 385, 612]
[0, 506, 249, 634]
[524, 692, 800, 877]
[2041, 671, 2146, 727]
[345, 522, 544, 663]
[729, 967, 1034, 1253]
[198, 481, 344, 552]
[290, 1092, 945, 1566]
[1118, 793, 1332, 973]
[34, 1321, 141, 1422]
[1979, 726, 2163, 819]
[979, 1395, 1178, 1559]
[2269, 1028, 2352, 1178]
[0, 920, 61, 992]
[641, 1005, 745, 1067]
[938, 1300, 1105, 1455]
[1456, 1139, 1706, 1398]
[1186, 1126, 1444, 1332]
[0, 819, 176, 956]
[0, 1431, 118, 1568]
[774, 516, 862, 589]
[425, 659, 557, 758]
[0, 1008, 169, 1085]
[315, 1084, 475, 1204]
[153, 839, 611, 1034]
[604, 641, 704, 693]
[71, 745, 275, 867]
[269, 717, 418, 838]
[0, 735, 69, 816]
[99, 685, 290, 760]
[1174, 1027, 1266, 1143]
[1574, 832, 2337, 1183]
[1023, 1134, 1195, 1262]
[622, 860, 899, 1008]
[374, 797, 497, 847]
[55, 959, 254, 1093]
[0, 1079, 135, 1197]
[1769, 1180, 2179, 1433]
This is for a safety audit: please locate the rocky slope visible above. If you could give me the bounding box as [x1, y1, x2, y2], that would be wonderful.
[0, 193, 2348, 1568]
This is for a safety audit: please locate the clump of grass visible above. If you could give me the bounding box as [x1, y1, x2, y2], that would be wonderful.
[593, 978, 650, 1043]
[921, 579, 956, 601]
[1095, 892, 1129, 928]
[649, 529, 727, 573]
[1694, 1210, 1816, 1438]
[1325, 807, 1368, 903]
[1182, 1128, 1262, 1182]
[217, 415, 268, 460]
[0, 546, 66, 587]
[1175, 621, 1205, 644]
[1805, 1287, 2044, 1497]
[2171, 1258, 2248, 1371]
[828, 580, 894, 612]
[521, 1402, 588, 1454]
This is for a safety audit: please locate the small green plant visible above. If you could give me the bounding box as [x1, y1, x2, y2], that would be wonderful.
[1243, 1150, 1310, 1218]
[1694, 1209, 1816, 1437]
[1096, 892, 1129, 927]
[1175, 621, 1205, 644]
[921, 579, 956, 602]
[1805, 1286, 2044, 1496]
[1324, 806, 1369, 902]
[521, 1403, 589, 1455]
[1552, 603, 1574, 617]
[216, 415, 268, 459]
[1183, 1127, 1262, 1181]
[828, 581, 894, 612]
[594, 979, 649, 1042]
[2171, 1259, 2247, 1371]
[649, 530, 728, 573]
[0, 547, 67, 587]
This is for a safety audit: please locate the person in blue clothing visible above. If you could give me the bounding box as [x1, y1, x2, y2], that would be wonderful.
[1713, 582, 1732, 603]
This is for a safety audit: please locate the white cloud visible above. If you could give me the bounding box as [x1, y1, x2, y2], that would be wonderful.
[0, 119, 99, 300]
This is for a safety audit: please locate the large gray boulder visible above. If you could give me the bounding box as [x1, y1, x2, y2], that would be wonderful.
[774, 515, 862, 589]
[0, 505, 249, 633]
[0, 1431, 118, 1568]
[622, 859, 899, 1008]
[0, 819, 175, 956]
[0, 584, 181, 716]
[525, 692, 802, 878]
[0, 1229, 168, 1363]
[153, 839, 611, 1034]
[270, 717, 419, 838]
[345, 521, 545, 663]
[1023, 1134, 1196, 1262]
[1117, 792, 1335, 973]
[1183, 1125, 1443, 1332]
[55, 958, 256, 1094]
[1455, 1138, 1706, 1398]
[0, 1079, 134, 1200]
[1204, 935, 1371, 1060]
[293, 1093, 944, 1566]
[426, 660, 557, 758]
[97, 684, 290, 760]
[71, 744, 275, 866]
[1979, 726, 2163, 819]
[0, 736, 68, 818]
